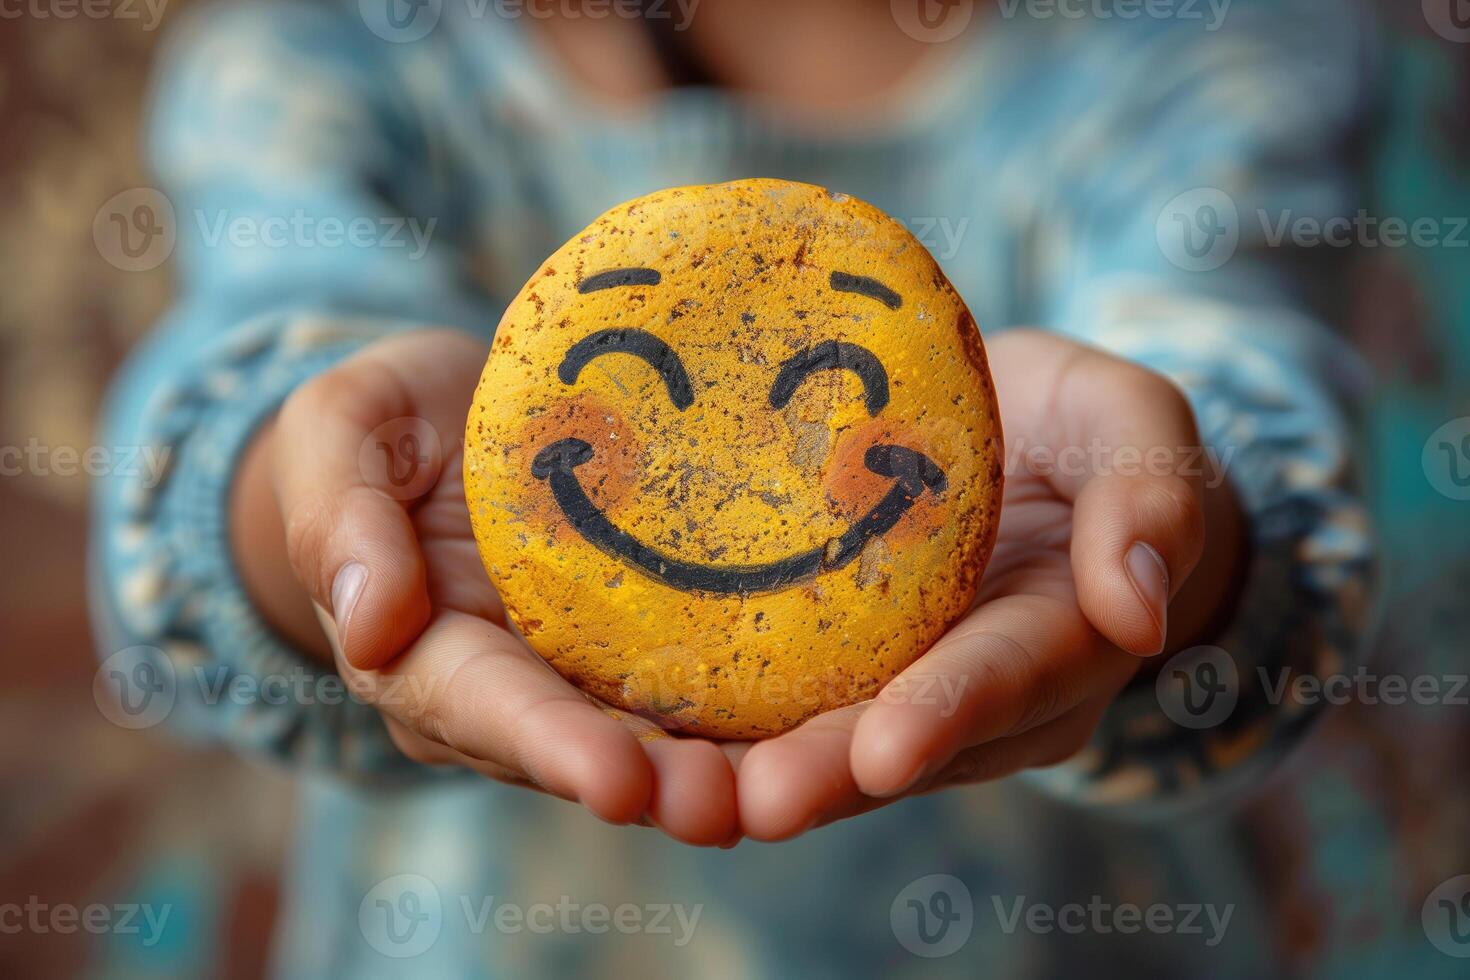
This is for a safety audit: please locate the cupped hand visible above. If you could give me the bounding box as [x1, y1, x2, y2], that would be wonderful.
[258, 328, 739, 846]
[244, 325, 1237, 847]
[732, 328, 1242, 840]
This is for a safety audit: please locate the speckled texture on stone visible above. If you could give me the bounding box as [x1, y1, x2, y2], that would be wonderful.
[465, 179, 1003, 738]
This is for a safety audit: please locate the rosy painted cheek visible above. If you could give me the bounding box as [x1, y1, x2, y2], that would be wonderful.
[823, 417, 949, 548]
[507, 393, 641, 539]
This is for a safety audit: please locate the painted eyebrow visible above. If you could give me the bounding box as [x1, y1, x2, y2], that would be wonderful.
[769, 340, 890, 417]
[577, 267, 662, 293]
[558, 328, 694, 410]
[829, 270, 903, 310]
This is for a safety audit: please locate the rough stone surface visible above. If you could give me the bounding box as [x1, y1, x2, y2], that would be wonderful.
[465, 179, 1003, 738]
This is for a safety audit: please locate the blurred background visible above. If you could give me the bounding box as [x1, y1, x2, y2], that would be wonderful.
[1, 1, 1468, 977]
[0, 6, 293, 977]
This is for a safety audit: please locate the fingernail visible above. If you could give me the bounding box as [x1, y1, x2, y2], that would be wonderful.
[331, 561, 368, 649]
[1125, 542, 1169, 654]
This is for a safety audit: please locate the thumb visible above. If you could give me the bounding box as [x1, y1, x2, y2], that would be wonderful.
[273, 364, 440, 670]
[1070, 471, 1205, 656]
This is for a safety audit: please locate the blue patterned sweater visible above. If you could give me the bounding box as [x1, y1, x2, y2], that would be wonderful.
[92, 2, 1396, 976]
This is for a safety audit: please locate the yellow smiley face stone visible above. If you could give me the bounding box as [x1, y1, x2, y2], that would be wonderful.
[465, 179, 1002, 738]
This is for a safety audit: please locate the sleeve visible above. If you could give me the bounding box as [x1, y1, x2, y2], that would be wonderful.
[88, 2, 500, 779]
[1017, 3, 1380, 812]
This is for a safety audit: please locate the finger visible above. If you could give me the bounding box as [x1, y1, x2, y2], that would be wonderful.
[850, 593, 1134, 798]
[642, 737, 739, 846]
[1071, 469, 1205, 656]
[735, 702, 1108, 842]
[343, 609, 654, 825]
[736, 702, 869, 842]
[997, 336, 1207, 656]
[734, 701, 1107, 840]
[382, 717, 545, 789]
[1062, 360, 1204, 656]
[390, 689, 738, 847]
[716, 742, 755, 846]
[592, 707, 740, 847]
[917, 697, 1107, 791]
[273, 330, 483, 668]
[718, 740, 755, 772]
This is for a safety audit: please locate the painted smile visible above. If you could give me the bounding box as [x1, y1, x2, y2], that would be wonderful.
[530, 264, 947, 595]
[532, 439, 947, 595]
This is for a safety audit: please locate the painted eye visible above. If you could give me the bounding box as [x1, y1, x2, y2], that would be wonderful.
[769, 340, 890, 417]
[578, 267, 661, 293]
[558, 329, 695, 410]
[829, 270, 903, 310]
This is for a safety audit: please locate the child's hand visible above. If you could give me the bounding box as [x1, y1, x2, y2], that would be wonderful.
[250, 329, 739, 846]
[732, 328, 1245, 839]
[237, 326, 1237, 845]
